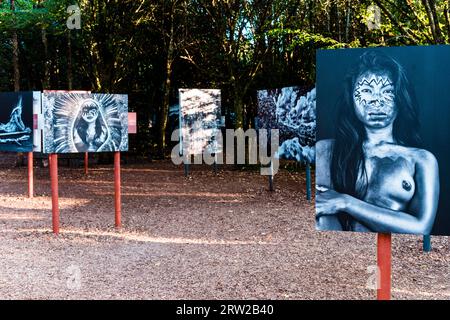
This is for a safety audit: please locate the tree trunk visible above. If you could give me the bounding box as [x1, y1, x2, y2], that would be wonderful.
[42, 28, 50, 89]
[12, 32, 19, 91]
[345, 0, 352, 43]
[421, 0, 444, 43]
[67, 30, 73, 90]
[444, 0, 450, 39]
[335, 2, 341, 42]
[234, 89, 244, 129]
[11, 0, 19, 91]
[159, 14, 175, 158]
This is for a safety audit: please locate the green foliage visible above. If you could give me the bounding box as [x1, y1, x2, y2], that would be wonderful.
[0, 0, 449, 154]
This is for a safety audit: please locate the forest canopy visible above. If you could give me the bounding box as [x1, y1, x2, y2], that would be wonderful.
[0, 0, 449, 157]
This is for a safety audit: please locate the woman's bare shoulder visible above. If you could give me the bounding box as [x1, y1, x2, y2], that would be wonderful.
[393, 145, 438, 168]
[411, 147, 438, 168]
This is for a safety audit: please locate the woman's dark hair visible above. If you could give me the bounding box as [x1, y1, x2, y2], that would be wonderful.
[331, 50, 421, 202]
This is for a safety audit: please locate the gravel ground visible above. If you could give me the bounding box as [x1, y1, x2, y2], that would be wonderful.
[0, 155, 449, 300]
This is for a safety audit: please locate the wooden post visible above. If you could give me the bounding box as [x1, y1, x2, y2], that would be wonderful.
[114, 151, 121, 228]
[269, 161, 274, 191]
[306, 161, 311, 201]
[377, 233, 391, 300]
[28, 152, 33, 198]
[50, 154, 59, 234]
[213, 153, 217, 174]
[184, 163, 189, 177]
[84, 152, 88, 175]
[423, 235, 432, 252]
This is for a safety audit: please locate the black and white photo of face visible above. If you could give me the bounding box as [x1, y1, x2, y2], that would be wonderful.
[73, 99, 109, 152]
[353, 72, 397, 129]
[43, 93, 129, 153]
[81, 100, 100, 123]
[315, 48, 445, 235]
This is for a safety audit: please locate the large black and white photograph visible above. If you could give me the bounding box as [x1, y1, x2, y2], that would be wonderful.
[315, 45, 450, 235]
[179, 89, 222, 156]
[0, 92, 33, 152]
[43, 93, 128, 153]
[257, 86, 316, 164]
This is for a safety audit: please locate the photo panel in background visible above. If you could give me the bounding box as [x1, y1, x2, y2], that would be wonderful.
[0, 92, 34, 153]
[179, 89, 223, 156]
[316, 45, 450, 235]
[256, 86, 316, 163]
[43, 93, 128, 153]
[33, 91, 42, 152]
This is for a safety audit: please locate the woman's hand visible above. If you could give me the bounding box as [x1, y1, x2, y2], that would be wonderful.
[315, 186, 348, 217]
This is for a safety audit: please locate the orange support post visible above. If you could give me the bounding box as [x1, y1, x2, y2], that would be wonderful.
[28, 152, 33, 198]
[84, 152, 88, 175]
[377, 233, 391, 300]
[114, 151, 121, 228]
[50, 154, 59, 234]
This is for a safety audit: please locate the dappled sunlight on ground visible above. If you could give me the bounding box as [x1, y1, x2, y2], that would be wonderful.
[0, 160, 449, 300]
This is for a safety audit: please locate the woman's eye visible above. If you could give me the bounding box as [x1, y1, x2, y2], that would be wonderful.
[361, 89, 371, 93]
[384, 89, 394, 94]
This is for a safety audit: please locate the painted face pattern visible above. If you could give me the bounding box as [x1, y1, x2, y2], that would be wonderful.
[353, 73, 397, 128]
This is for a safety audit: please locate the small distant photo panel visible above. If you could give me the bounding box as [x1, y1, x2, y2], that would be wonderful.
[179, 89, 222, 156]
[316, 45, 450, 235]
[0, 92, 34, 152]
[43, 93, 129, 153]
[257, 86, 316, 163]
[33, 91, 43, 152]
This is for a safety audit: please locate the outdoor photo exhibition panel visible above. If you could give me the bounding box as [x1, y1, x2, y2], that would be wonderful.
[316, 45, 449, 236]
[257, 86, 316, 163]
[42, 92, 129, 153]
[257, 86, 316, 194]
[179, 88, 222, 157]
[41, 92, 129, 233]
[0, 91, 34, 153]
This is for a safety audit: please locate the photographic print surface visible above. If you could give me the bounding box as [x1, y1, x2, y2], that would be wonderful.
[0, 92, 33, 152]
[257, 86, 316, 163]
[43, 93, 128, 153]
[179, 89, 222, 155]
[316, 45, 450, 235]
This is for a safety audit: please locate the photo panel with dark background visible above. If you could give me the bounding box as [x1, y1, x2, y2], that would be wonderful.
[43, 93, 128, 154]
[0, 92, 33, 153]
[316, 45, 450, 235]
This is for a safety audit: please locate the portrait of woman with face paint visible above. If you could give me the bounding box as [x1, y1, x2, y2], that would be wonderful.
[315, 51, 440, 234]
[73, 99, 109, 152]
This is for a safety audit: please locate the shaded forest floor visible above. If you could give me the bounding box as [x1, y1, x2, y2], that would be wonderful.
[0, 156, 449, 299]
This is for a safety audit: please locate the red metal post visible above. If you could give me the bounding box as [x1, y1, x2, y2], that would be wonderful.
[377, 233, 391, 300]
[28, 152, 33, 198]
[84, 152, 88, 175]
[114, 151, 121, 228]
[50, 154, 60, 234]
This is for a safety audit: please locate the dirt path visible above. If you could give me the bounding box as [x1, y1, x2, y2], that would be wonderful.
[0, 159, 449, 299]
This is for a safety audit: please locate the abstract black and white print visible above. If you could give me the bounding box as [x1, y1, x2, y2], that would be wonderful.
[0, 92, 33, 152]
[179, 89, 222, 156]
[43, 93, 128, 153]
[315, 45, 450, 235]
[257, 86, 316, 163]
